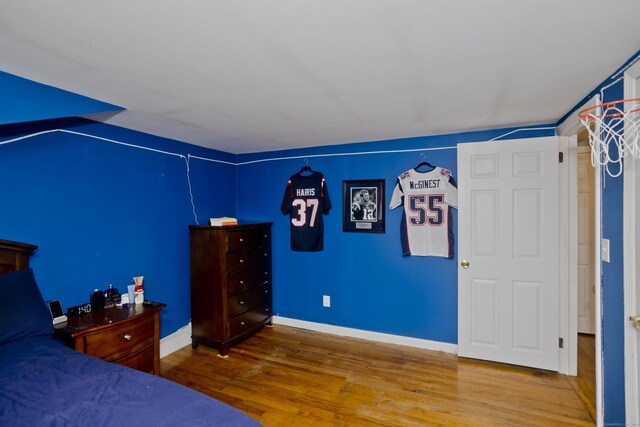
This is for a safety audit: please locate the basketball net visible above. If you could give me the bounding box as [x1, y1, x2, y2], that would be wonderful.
[579, 98, 640, 177]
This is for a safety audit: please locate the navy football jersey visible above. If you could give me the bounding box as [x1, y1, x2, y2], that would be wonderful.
[281, 171, 331, 251]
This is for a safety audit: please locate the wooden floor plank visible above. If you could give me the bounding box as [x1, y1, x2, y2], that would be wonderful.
[567, 334, 596, 422]
[161, 325, 594, 426]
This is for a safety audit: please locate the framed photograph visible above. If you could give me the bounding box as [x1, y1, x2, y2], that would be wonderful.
[342, 179, 385, 233]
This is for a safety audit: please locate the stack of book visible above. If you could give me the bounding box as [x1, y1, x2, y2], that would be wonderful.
[209, 217, 238, 226]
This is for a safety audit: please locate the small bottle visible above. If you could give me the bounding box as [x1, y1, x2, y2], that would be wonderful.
[112, 286, 121, 305]
[134, 283, 144, 304]
[103, 284, 117, 309]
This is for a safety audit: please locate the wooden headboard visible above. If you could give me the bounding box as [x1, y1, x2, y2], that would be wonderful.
[0, 239, 38, 274]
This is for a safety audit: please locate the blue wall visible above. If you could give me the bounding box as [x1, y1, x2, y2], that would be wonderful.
[598, 82, 626, 425]
[236, 126, 554, 343]
[0, 118, 236, 337]
[0, 72, 123, 125]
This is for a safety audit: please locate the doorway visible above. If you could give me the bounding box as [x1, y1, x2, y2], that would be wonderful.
[567, 130, 596, 421]
[557, 93, 603, 425]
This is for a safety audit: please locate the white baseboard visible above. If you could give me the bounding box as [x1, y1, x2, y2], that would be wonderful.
[159, 318, 458, 358]
[273, 316, 458, 354]
[160, 322, 192, 358]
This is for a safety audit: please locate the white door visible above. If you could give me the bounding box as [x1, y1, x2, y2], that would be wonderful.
[458, 137, 560, 371]
[631, 156, 640, 423]
[624, 60, 640, 425]
[577, 146, 596, 334]
[624, 138, 640, 425]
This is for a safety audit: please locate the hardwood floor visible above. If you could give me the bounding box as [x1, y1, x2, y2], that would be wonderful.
[161, 325, 594, 427]
[567, 334, 596, 421]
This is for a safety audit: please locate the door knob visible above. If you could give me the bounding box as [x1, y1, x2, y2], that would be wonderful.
[630, 315, 640, 329]
[461, 260, 470, 269]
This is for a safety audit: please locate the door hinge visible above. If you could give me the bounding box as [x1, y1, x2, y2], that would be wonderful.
[559, 152, 564, 163]
[559, 337, 564, 348]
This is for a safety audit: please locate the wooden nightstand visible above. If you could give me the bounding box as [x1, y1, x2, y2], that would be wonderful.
[55, 302, 166, 375]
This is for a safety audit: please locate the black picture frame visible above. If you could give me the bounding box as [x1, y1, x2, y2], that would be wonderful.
[342, 179, 385, 233]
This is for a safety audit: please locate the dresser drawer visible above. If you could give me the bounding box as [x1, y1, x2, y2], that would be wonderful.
[227, 228, 271, 251]
[228, 282, 271, 316]
[228, 267, 271, 295]
[83, 315, 154, 361]
[115, 344, 155, 373]
[228, 302, 272, 337]
[228, 249, 271, 273]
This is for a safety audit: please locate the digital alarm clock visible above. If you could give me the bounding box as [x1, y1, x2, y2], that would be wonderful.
[66, 303, 92, 317]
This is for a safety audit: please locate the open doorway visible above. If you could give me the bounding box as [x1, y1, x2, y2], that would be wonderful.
[567, 129, 596, 421]
[558, 94, 603, 425]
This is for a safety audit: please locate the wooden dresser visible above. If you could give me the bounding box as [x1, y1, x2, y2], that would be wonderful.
[55, 303, 165, 375]
[189, 223, 272, 356]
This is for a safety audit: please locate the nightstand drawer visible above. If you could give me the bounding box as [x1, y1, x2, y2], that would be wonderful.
[83, 315, 154, 361]
[115, 344, 154, 373]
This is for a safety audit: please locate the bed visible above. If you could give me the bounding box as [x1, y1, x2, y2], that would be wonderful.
[0, 239, 261, 427]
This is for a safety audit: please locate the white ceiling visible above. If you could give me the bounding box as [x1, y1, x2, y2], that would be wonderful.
[1, 1, 640, 154]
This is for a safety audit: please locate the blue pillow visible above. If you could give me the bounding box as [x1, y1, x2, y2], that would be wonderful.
[0, 268, 54, 344]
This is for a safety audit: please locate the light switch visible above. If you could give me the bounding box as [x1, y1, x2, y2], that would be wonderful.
[602, 238, 610, 263]
[323, 295, 331, 307]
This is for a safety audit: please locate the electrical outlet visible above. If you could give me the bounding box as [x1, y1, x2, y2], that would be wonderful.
[323, 295, 331, 307]
[602, 238, 610, 263]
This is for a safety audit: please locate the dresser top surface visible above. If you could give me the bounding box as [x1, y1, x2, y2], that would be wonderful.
[189, 222, 272, 231]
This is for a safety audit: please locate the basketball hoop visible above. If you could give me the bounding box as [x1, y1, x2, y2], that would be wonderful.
[578, 98, 640, 177]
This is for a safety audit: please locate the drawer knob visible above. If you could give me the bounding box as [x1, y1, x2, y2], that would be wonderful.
[241, 321, 246, 326]
[263, 280, 268, 285]
[264, 271, 268, 275]
[263, 234, 267, 238]
[240, 280, 244, 285]
[239, 238, 244, 242]
[123, 334, 132, 342]
[265, 289, 269, 293]
[239, 259, 244, 263]
[265, 308, 270, 312]
[240, 300, 245, 305]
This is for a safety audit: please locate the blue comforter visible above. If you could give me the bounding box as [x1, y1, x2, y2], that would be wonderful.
[0, 336, 261, 427]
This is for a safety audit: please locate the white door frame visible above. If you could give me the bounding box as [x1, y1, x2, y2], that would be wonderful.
[558, 133, 577, 377]
[623, 60, 640, 426]
[557, 93, 603, 427]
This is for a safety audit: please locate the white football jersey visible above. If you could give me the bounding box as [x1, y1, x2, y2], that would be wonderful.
[389, 167, 458, 258]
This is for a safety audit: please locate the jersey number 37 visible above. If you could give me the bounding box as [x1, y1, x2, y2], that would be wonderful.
[291, 198, 319, 227]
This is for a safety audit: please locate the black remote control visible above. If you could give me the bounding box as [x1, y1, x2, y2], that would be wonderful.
[142, 300, 160, 307]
